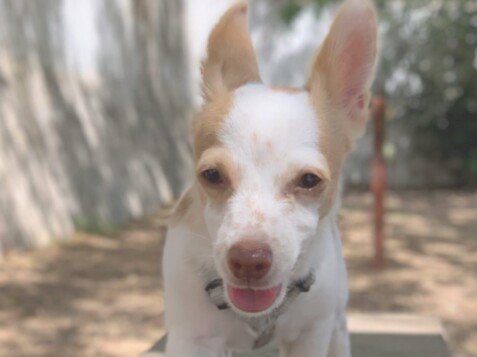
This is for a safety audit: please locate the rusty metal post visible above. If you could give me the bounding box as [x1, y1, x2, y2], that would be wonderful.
[370, 96, 387, 270]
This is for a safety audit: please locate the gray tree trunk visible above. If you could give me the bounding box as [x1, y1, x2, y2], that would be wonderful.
[0, 0, 192, 252]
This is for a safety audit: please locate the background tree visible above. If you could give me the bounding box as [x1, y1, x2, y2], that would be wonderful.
[0, 0, 191, 252]
[281, 0, 477, 186]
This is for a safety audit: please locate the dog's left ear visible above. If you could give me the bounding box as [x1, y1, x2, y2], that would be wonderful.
[201, 2, 261, 102]
[309, 0, 378, 142]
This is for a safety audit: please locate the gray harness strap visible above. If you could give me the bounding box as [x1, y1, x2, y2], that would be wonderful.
[205, 271, 315, 349]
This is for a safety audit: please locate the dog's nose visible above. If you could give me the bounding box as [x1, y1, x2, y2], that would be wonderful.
[227, 240, 272, 281]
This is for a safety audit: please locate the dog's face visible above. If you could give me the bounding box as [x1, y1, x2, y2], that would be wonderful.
[193, 0, 378, 316]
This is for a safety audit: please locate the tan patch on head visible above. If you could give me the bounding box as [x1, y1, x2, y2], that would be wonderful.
[193, 93, 234, 161]
[310, 90, 351, 217]
[193, 88, 238, 208]
[201, 2, 261, 101]
[271, 86, 304, 95]
[196, 147, 239, 206]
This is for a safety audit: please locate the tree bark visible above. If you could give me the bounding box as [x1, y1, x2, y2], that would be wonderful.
[0, 0, 191, 252]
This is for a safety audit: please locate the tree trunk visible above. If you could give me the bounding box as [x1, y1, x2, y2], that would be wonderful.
[0, 0, 192, 252]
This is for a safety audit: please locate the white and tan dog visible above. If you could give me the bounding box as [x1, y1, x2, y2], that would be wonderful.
[163, 0, 378, 355]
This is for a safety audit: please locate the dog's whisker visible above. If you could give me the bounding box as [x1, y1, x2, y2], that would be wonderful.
[187, 231, 211, 243]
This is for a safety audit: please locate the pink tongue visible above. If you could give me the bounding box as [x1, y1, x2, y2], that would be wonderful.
[227, 285, 281, 313]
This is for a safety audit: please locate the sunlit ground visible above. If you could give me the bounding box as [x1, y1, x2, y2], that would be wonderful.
[0, 191, 476, 357]
[342, 190, 477, 357]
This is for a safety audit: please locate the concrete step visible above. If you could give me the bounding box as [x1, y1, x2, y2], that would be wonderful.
[143, 313, 450, 357]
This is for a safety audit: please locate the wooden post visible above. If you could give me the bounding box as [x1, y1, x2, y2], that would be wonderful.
[370, 96, 387, 270]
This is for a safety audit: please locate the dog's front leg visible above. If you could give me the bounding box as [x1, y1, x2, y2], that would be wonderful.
[327, 313, 351, 357]
[279, 315, 335, 357]
[165, 332, 226, 357]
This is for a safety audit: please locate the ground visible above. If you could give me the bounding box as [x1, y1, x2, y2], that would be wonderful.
[0, 190, 476, 357]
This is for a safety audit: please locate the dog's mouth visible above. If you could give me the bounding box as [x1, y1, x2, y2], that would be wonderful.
[226, 284, 282, 313]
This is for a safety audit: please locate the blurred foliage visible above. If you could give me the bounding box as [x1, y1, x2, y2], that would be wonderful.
[281, 3, 303, 25]
[282, 0, 477, 186]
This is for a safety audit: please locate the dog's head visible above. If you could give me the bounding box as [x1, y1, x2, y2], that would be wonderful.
[193, 0, 378, 316]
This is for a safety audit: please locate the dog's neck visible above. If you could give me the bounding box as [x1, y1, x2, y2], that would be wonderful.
[204, 270, 316, 349]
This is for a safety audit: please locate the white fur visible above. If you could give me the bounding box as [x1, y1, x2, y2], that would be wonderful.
[163, 85, 350, 356]
[163, 0, 377, 354]
[209, 85, 329, 307]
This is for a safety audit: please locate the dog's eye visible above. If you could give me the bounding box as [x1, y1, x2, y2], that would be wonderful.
[298, 173, 321, 189]
[201, 168, 223, 185]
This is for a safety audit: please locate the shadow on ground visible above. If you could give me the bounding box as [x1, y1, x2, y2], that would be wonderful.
[341, 190, 477, 357]
[0, 215, 167, 357]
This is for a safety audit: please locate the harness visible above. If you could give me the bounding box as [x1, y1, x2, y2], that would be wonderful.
[205, 271, 315, 349]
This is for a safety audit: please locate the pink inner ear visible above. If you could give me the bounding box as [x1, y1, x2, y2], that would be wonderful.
[333, 5, 376, 116]
[340, 38, 373, 110]
[357, 94, 365, 110]
[343, 90, 365, 120]
[343, 85, 367, 115]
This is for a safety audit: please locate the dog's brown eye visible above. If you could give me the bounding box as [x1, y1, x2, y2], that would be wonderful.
[298, 173, 321, 189]
[201, 168, 223, 185]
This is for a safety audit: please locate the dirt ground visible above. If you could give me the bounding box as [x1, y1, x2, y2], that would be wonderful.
[0, 190, 476, 357]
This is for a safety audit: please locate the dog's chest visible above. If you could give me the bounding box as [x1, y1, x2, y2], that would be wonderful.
[221, 304, 310, 353]
[220, 314, 276, 351]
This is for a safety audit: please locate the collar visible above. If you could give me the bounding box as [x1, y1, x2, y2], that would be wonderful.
[204, 271, 315, 349]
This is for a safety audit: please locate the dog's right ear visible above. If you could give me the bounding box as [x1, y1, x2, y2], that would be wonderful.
[201, 2, 261, 102]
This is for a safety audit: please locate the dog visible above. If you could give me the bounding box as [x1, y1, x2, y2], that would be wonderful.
[163, 0, 378, 355]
